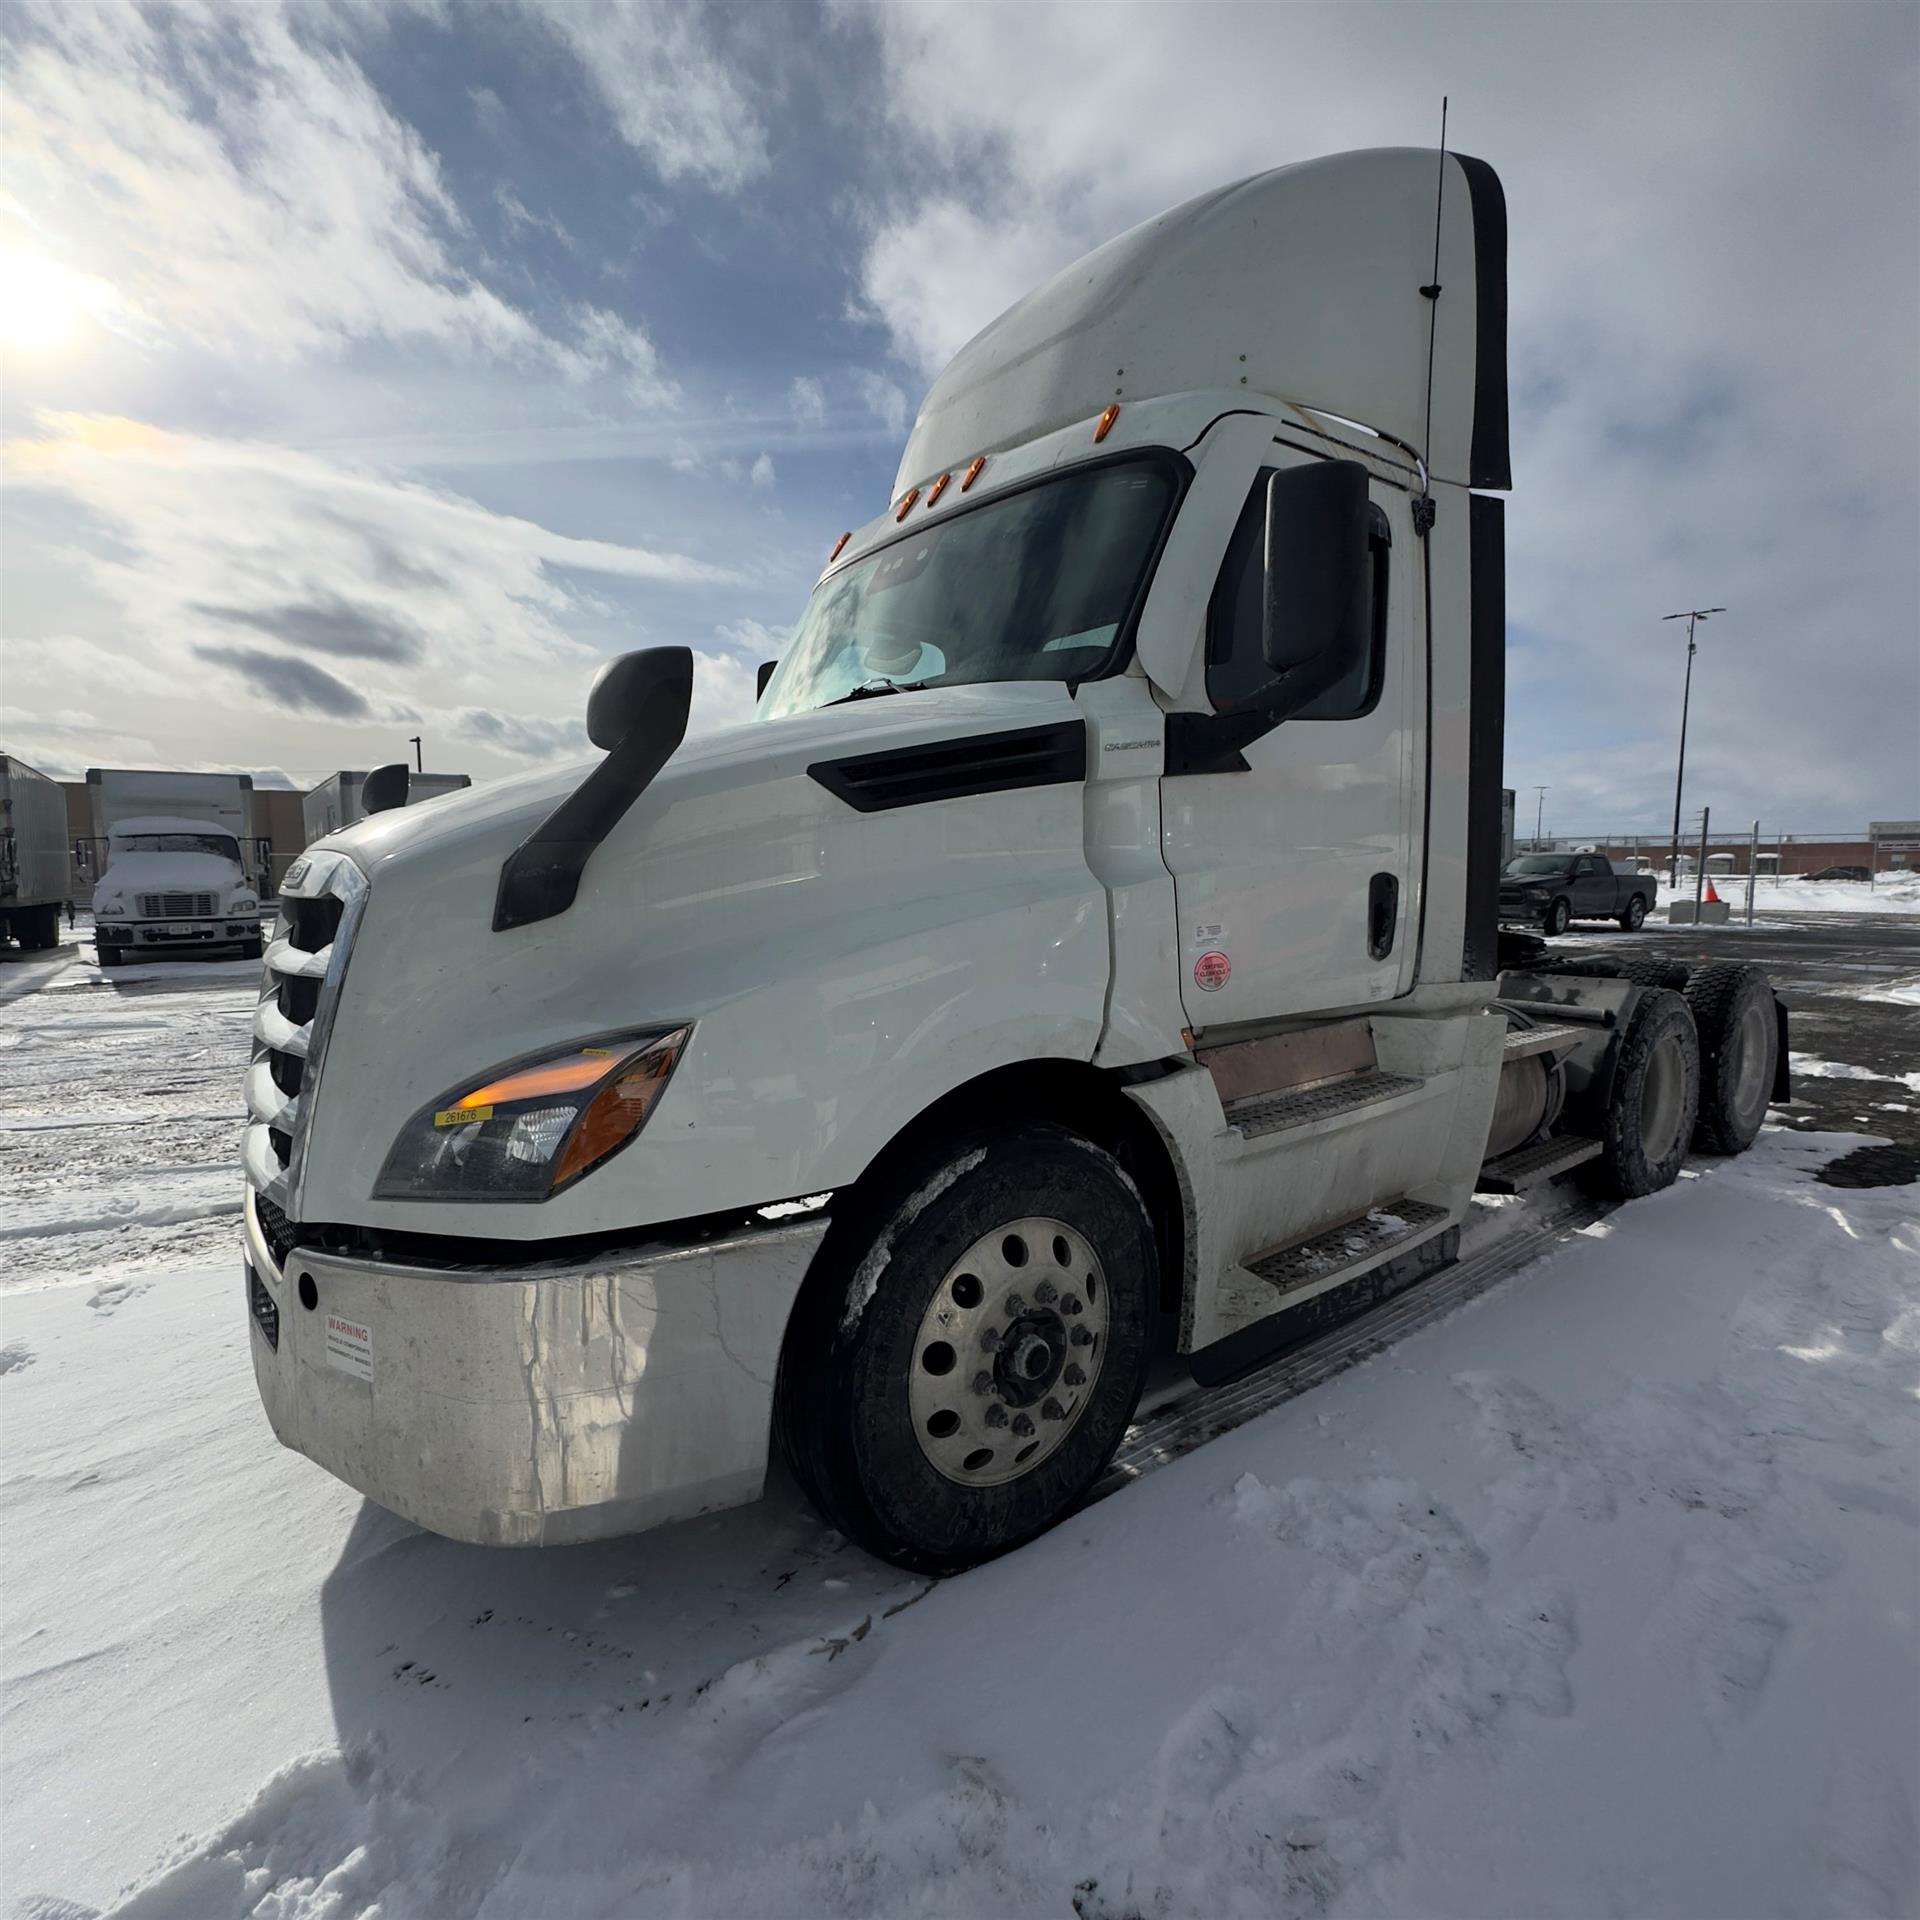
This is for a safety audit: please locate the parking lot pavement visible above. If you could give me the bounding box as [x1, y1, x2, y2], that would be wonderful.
[1553, 913, 1920, 1149]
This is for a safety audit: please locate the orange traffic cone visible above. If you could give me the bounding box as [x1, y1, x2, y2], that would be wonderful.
[1704, 877, 1721, 904]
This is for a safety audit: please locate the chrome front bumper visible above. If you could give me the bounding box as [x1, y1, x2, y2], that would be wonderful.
[243, 1189, 828, 1546]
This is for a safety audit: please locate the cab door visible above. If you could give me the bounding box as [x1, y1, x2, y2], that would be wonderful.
[1159, 451, 1422, 1027]
[1570, 856, 1610, 916]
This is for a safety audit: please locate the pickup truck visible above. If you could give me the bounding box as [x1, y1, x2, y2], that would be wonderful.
[1499, 853, 1655, 934]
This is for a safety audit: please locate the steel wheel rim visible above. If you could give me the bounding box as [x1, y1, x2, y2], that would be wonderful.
[1728, 999, 1773, 1129]
[1640, 1032, 1687, 1164]
[907, 1215, 1110, 1488]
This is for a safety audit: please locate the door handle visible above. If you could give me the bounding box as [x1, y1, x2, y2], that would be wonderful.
[1367, 872, 1398, 961]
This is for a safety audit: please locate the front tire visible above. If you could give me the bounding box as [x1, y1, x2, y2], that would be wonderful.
[1586, 989, 1700, 1199]
[775, 1124, 1155, 1574]
[1544, 897, 1573, 937]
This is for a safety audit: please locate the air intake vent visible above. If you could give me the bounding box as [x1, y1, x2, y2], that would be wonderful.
[809, 721, 1086, 813]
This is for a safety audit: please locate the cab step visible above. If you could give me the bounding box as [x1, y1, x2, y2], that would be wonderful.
[1246, 1196, 1451, 1300]
[1501, 1021, 1585, 1059]
[1224, 1070, 1425, 1141]
[1476, 1132, 1602, 1194]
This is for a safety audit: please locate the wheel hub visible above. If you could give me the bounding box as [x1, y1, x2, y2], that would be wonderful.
[907, 1216, 1109, 1488]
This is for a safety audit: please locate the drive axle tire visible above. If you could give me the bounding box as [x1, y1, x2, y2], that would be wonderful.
[1544, 897, 1572, 937]
[775, 1124, 1155, 1575]
[1618, 894, 1648, 931]
[1685, 963, 1778, 1155]
[1585, 988, 1699, 1199]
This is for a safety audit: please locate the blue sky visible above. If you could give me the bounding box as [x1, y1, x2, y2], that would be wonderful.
[2, 0, 1915, 835]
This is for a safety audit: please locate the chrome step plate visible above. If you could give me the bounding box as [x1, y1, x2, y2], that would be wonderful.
[1224, 1071, 1425, 1141]
[1476, 1133, 1603, 1194]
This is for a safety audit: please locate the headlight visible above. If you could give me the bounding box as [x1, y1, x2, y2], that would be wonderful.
[234, 895, 257, 912]
[373, 1027, 690, 1202]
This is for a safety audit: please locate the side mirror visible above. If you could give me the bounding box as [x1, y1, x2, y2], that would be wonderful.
[1260, 460, 1372, 716]
[361, 763, 411, 815]
[588, 647, 694, 751]
[756, 660, 777, 699]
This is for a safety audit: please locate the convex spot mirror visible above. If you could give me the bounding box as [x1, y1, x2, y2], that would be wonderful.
[361, 763, 411, 814]
[1261, 459, 1373, 719]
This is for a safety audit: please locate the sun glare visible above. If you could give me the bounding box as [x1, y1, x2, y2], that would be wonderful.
[0, 251, 119, 353]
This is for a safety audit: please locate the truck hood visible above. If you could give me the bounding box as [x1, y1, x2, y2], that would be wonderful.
[296, 681, 1111, 1234]
[96, 851, 245, 894]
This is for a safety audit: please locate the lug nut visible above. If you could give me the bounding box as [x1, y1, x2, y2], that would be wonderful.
[984, 1402, 1008, 1428]
[1005, 1293, 1026, 1316]
[1061, 1294, 1083, 1316]
[1069, 1324, 1093, 1347]
[1041, 1397, 1065, 1422]
[971, 1370, 995, 1395]
[1034, 1279, 1058, 1305]
[979, 1326, 1002, 1352]
[1064, 1363, 1086, 1386]
[1011, 1413, 1035, 1438]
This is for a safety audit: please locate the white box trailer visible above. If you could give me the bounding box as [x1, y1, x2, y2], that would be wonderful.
[240, 149, 1789, 1573]
[302, 770, 472, 844]
[0, 750, 70, 950]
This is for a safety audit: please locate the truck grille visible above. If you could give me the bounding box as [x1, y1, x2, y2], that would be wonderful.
[244, 852, 365, 1212]
[254, 1193, 298, 1267]
[139, 892, 215, 917]
[247, 1266, 280, 1350]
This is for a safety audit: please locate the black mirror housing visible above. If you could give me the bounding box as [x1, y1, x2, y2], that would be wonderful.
[588, 647, 694, 752]
[1260, 459, 1372, 711]
[756, 660, 777, 699]
[361, 763, 411, 815]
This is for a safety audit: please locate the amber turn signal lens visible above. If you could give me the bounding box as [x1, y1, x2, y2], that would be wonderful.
[829, 530, 850, 561]
[550, 1042, 681, 1189]
[961, 456, 986, 490]
[926, 472, 951, 507]
[456, 1052, 617, 1108]
[1094, 404, 1120, 442]
[895, 487, 920, 521]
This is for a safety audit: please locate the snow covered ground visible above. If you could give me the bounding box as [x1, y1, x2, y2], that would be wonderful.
[4, 948, 1918, 1918]
[1667, 872, 1920, 917]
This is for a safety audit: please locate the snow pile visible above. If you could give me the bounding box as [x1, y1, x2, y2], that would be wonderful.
[1703, 872, 1920, 916]
[5, 1129, 1916, 1919]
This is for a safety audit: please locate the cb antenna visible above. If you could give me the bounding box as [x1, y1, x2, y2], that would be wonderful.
[1415, 95, 1448, 533]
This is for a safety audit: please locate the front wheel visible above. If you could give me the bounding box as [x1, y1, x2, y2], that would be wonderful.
[1544, 897, 1573, 937]
[775, 1124, 1156, 1574]
[1619, 894, 1648, 931]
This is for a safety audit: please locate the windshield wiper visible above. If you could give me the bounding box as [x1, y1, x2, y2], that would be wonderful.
[822, 678, 933, 708]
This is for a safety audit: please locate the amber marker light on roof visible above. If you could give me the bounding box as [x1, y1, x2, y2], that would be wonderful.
[961, 456, 986, 491]
[895, 487, 920, 521]
[829, 530, 850, 561]
[1095, 404, 1121, 442]
[925, 472, 951, 507]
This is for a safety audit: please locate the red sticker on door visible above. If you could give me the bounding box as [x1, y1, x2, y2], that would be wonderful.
[1193, 950, 1231, 992]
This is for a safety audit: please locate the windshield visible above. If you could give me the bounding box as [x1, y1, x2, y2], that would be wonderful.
[116, 833, 240, 861]
[1504, 855, 1572, 876]
[759, 455, 1182, 720]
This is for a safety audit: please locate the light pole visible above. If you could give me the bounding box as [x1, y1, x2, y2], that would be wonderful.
[1533, 786, 1549, 850]
[408, 734, 423, 772]
[1662, 607, 1725, 884]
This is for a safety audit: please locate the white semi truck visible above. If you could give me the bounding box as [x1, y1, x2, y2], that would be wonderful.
[241, 150, 1786, 1572]
[302, 769, 472, 844]
[0, 750, 69, 951]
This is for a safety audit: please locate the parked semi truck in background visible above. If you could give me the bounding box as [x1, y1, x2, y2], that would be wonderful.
[302, 770, 472, 844]
[241, 149, 1787, 1573]
[0, 751, 69, 951]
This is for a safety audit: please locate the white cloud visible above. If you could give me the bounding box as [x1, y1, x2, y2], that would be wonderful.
[3, 414, 736, 767]
[559, 306, 678, 408]
[749, 451, 776, 489]
[517, 0, 769, 192]
[857, 371, 910, 439]
[788, 375, 827, 428]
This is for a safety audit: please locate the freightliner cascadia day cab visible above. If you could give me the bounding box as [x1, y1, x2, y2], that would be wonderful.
[242, 151, 1787, 1573]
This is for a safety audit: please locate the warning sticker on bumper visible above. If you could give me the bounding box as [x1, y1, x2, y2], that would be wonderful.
[325, 1312, 373, 1382]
